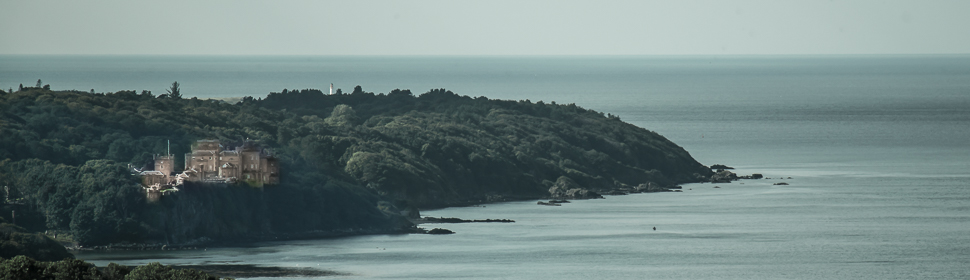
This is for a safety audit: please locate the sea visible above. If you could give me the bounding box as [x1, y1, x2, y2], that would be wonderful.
[3, 55, 969, 279]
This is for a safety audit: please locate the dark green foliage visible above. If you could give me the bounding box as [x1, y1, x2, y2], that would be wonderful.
[0, 157, 404, 246]
[43, 258, 99, 280]
[125, 262, 218, 280]
[0, 87, 407, 246]
[0, 255, 45, 280]
[0, 159, 145, 245]
[0, 86, 709, 246]
[256, 87, 712, 207]
[0, 257, 231, 280]
[0, 221, 74, 262]
[165, 82, 180, 99]
[101, 263, 130, 280]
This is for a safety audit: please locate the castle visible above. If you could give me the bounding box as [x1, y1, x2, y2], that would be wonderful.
[139, 139, 279, 190]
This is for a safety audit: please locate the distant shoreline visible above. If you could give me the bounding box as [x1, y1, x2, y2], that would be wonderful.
[204, 96, 244, 104]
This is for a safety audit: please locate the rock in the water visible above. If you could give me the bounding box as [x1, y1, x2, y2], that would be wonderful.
[710, 170, 738, 183]
[773, 182, 789, 185]
[427, 228, 455, 234]
[710, 164, 735, 171]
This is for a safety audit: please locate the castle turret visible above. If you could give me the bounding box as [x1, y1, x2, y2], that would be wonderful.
[154, 154, 174, 176]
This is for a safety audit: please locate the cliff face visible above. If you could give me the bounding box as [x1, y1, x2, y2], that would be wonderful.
[140, 182, 409, 245]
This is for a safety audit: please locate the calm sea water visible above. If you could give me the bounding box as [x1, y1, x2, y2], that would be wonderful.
[5, 55, 969, 279]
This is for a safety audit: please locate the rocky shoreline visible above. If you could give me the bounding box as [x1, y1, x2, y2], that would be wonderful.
[169, 264, 346, 278]
[68, 227, 419, 252]
[71, 167, 779, 252]
[415, 217, 515, 224]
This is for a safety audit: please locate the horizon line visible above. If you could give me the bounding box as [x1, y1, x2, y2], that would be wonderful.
[2, 53, 969, 58]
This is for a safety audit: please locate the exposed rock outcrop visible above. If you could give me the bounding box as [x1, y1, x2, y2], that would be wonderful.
[548, 176, 604, 199]
[710, 170, 738, 183]
[636, 182, 671, 193]
[710, 164, 734, 171]
[416, 217, 514, 224]
[426, 228, 455, 235]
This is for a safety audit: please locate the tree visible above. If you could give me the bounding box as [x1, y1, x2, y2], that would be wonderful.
[36, 79, 42, 88]
[43, 258, 99, 280]
[101, 263, 130, 280]
[166, 81, 181, 99]
[124, 262, 222, 280]
[0, 255, 44, 280]
[119, 262, 171, 280]
[325, 104, 359, 126]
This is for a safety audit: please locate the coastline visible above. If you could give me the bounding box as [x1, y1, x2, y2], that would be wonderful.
[72, 170, 765, 253]
[68, 228, 417, 252]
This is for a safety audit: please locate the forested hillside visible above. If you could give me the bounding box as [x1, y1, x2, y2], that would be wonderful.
[0, 86, 711, 247]
[0, 88, 411, 247]
[254, 87, 713, 207]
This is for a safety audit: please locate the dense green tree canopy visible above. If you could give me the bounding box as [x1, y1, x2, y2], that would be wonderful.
[254, 87, 711, 206]
[0, 86, 710, 247]
[0, 220, 73, 262]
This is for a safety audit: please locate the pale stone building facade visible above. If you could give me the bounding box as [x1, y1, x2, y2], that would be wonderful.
[139, 139, 279, 188]
[182, 139, 279, 185]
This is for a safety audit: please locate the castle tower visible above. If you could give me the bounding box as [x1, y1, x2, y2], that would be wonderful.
[154, 154, 174, 176]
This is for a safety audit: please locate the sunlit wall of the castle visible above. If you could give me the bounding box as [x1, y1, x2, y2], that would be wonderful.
[154, 155, 174, 176]
[181, 139, 278, 185]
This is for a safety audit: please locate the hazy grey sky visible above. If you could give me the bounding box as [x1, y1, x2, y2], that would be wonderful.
[2, 0, 968, 55]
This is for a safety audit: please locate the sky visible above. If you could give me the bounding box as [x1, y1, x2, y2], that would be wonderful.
[1, 0, 968, 56]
